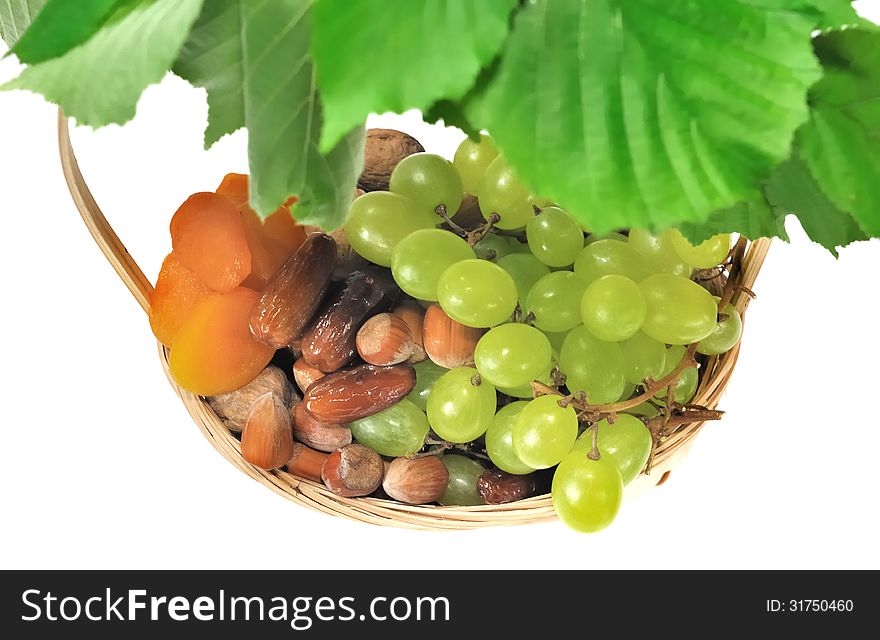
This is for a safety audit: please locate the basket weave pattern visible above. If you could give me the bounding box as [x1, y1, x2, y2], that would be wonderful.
[58, 112, 771, 530]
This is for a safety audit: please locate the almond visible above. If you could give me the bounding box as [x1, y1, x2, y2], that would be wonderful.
[249, 233, 337, 349]
[300, 270, 388, 372]
[392, 301, 426, 363]
[208, 365, 296, 431]
[382, 456, 449, 504]
[356, 313, 414, 366]
[423, 304, 483, 369]
[477, 468, 539, 505]
[303, 364, 416, 423]
[285, 443, 328, 482]
[241, 392, 294, 470]
[293, 357, 325, 393]
[321, 444, 384, 497]
[291, 403, 352, 452]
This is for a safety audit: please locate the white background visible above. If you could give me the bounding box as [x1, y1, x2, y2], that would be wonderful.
[2, 5, 880, 570]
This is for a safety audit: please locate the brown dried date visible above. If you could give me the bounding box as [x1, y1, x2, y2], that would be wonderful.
[249, 233, 337, 349]
[300, 271, 387, 372]
[303, 364, 415, 423]
[477, 468, 539, 505]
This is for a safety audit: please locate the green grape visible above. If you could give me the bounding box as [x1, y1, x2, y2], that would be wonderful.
[452, 134, 500, 196]
[485, 402, 535, 475]
[544, 330, 568, 354]
[619, 331, 667, 385]
[437, 259, 518, 328]
[389, 152, 463, 217]
[512, 395, 579, 469]
[526, 206, 584, 267]
[573, 239, 650, 285]
[698, 302, 742, 355]
[628, 228, 693, 278]
[560, 326, 626, 404]
[525, 271, 586, 333]
[580, 275, 646, 342]
[620, 381, 636, 400]
[552, 450, 623, 533]
[496, 253, 550, 302]
[391, 229, 475, 300]
[506, 237, 532, 253]
[347, 399, 429, 457]
[478, 156, 534, 230]
[346, 191, 436, 266]
[474, 323, 552, 388]
[573, 416, 652, 485]
[585, 231, 627, 245]
[531, 196, 555, 208]
[426, 367, 497, 442]
[439, 455, 485, 506]
[668, 229, 731, 269]
[657, 345, 699, 404]
[473, 233, 511, 261]
[639, 273, 718, 345]
[406, 359, 447, 412]
[628, 403, 660, 418]
[496, 358, 554, 398]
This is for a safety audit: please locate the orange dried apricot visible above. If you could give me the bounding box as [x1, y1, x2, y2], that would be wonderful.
[170, 192, 252, 292]
[169, 287, 276, 396]
[149, 252, 210, 347]
[217, 173, 306, 255]
[240, 208, 291, 290]
[216, 173, 249, 209]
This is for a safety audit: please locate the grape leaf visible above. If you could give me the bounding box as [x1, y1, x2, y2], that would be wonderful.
[467, 0, 822, 234]
[174, 0, 365, 227]
[0, 0, 46, 47]
[767, 155, 867, 255]
[679, 198, 788, 246]
[807, 0, 870, 29]
[2, 0, 204, 127]
[312, 0, 518, 153]
[797, 28, 880, 236]
[10, 0, 122, 64]
[173, 0, 244, 147]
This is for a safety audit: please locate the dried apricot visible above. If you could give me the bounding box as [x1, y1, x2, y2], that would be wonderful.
[240, 208, 291, 290]
[217, 173, 305, 254]
[169, 287, 276, 396]
[148, 253, 210, 347]
[170, 192, 251, 292]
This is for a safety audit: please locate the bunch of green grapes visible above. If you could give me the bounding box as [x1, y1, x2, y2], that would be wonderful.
[339, 132, 743, 533]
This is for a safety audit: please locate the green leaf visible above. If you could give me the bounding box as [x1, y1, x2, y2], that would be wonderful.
[679, 198, 788, 246]
[798, 28, 880, 235]
[2, 0, 204, 127]
[243, 0, 364, 227]
[0, 0, 46, 47]
[174, 0, 244, 147]
[423, 100, 481, 139]
[312, 0, 518, 153]
[767, 155, 867, 255]
[175, 0, 364, 227]
[807, 1, 870, 29]
[11, 0, 122, 64]
[467, 0, 822, 234]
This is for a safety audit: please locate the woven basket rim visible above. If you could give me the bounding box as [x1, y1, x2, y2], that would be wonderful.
[57, 110, 771, 530]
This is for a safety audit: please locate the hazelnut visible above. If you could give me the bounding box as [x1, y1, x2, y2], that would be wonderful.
[321, 444, 384, 497]
[293, 357, 326, 393]
[285, 443, 328, 482]
[356, 313, 414, 366]
[208, 366, 295, 431]
[241, 392, 295, 470]
[291, 403, 352, 452]
[392, 301, 426, 363]
[422, 304, 483, 369]
[383, 456, 449, 504]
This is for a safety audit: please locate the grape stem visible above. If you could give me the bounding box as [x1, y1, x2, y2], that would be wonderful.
[588, 425, 600, 461]
[418, 436, 491, 462]
[434, 204, 468, 237]
[466, 212, 501, 246]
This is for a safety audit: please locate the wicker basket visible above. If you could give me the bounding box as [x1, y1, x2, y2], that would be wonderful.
[57, 111, 771, 530]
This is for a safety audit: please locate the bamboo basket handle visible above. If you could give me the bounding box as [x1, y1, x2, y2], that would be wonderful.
[58, 110, 153, 314]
